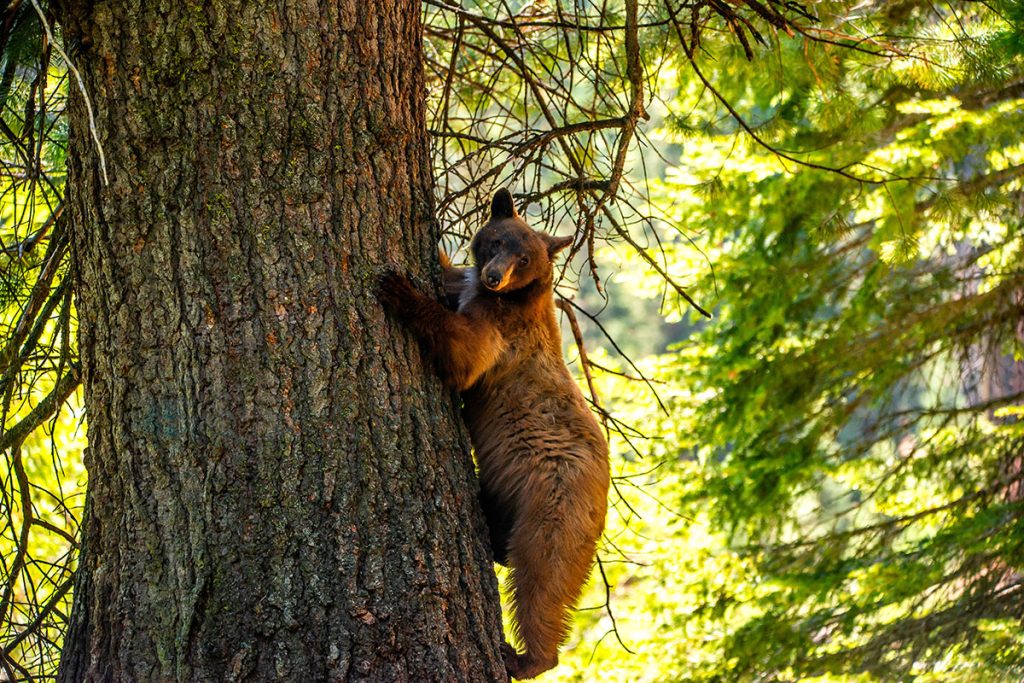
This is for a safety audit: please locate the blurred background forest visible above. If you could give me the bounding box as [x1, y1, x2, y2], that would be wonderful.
[2, 0, 1023, 681]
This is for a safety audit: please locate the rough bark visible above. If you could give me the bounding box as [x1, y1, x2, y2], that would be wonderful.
[56, 2, 505, 681]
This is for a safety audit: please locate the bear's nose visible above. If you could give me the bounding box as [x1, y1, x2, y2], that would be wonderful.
[485, 272, 501, 287]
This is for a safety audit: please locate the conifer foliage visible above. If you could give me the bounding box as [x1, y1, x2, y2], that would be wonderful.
[641, 2, 1024, 679]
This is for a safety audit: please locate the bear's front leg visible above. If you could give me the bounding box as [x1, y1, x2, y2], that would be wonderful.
[377, 271, 504, 390]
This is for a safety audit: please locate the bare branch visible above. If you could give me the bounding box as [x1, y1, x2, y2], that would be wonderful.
[0, 365, 80, 453]
[556, 297, 607, 436]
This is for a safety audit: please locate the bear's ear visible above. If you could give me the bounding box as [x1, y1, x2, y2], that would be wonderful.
[545, 234, 574, 258]
[490, 188, 517, 220]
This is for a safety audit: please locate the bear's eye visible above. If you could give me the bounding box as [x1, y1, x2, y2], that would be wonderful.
[518, 256, 530, 267]
[492, 239, 502, 251]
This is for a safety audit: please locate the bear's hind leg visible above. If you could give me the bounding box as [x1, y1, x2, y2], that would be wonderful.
[502, 517, 599, 679]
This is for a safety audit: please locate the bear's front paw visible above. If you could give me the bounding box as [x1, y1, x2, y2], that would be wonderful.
[377, 271, 420, 317]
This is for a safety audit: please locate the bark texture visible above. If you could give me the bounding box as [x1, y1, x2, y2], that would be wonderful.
[57, 2, 505, 681]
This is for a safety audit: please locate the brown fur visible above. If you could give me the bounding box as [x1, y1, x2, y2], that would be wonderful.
[379, 190, 610, 679]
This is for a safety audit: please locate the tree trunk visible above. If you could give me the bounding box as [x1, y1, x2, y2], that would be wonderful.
[56, 2, 505, 681]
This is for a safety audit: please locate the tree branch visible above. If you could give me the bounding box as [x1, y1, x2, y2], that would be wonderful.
[0, 364, 80, 453]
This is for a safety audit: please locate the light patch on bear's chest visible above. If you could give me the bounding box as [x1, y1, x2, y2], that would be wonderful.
[458, 269, 478, 312]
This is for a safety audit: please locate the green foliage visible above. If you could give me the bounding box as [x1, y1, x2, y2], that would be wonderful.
[546, 3, 1024, 682]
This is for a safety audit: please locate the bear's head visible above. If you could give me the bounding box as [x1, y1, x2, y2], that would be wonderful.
[470, 189, 573, 293]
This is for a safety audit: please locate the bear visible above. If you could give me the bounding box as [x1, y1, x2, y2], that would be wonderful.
[378, 188, 610, 679]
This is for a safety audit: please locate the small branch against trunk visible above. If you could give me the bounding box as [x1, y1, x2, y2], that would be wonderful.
[29, 0, 108, 185]
[0, 442, 33, 639]
[31, 516, 78, 547]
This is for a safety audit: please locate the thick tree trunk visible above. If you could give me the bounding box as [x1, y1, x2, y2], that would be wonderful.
[56, 2, 505, 681]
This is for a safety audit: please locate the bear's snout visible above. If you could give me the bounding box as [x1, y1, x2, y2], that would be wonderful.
[481, 262, 513, 291]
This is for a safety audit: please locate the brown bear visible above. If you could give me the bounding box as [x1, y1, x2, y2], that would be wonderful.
[378, 189, 610, 679]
